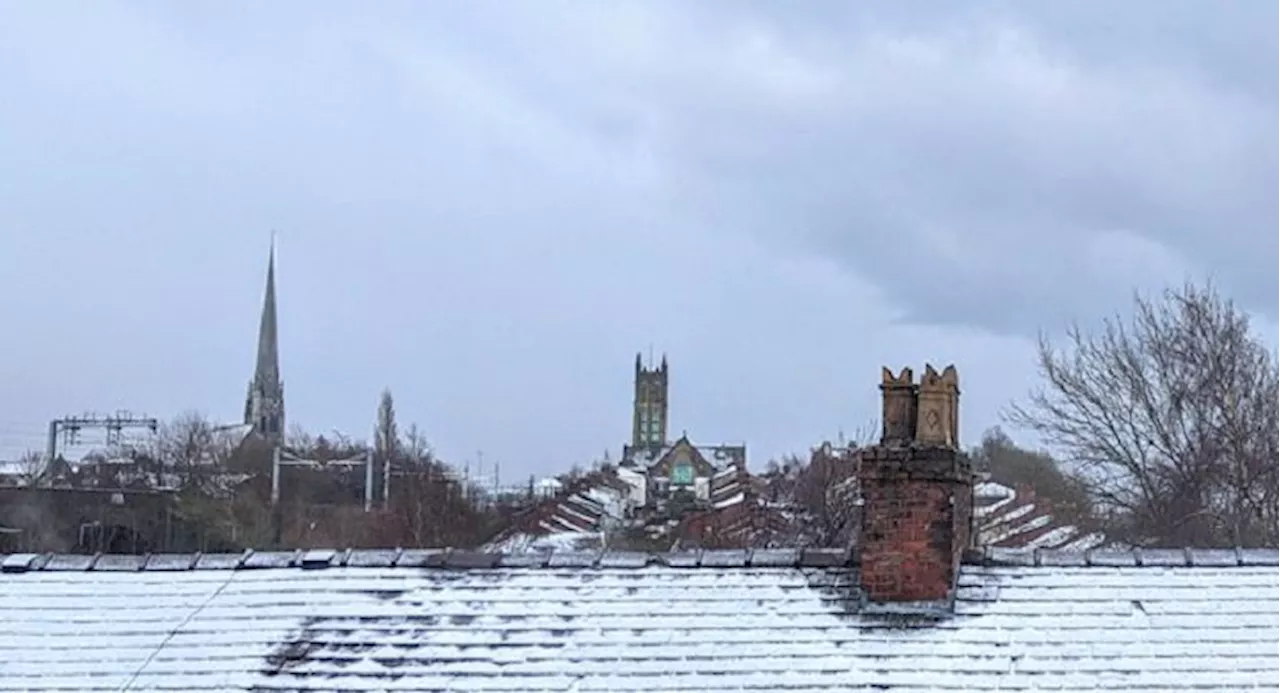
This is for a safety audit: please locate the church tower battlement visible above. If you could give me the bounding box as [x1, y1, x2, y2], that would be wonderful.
[244, 239, 285, 444]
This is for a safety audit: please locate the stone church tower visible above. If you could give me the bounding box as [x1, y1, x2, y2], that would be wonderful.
[631, 353, 668, 450]
[244, 241, 285, 445]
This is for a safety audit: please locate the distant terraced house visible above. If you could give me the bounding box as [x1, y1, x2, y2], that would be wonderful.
[485, 471, 630, 552]
[485, 460, 760, 553]
[974, 477, 1104, 552]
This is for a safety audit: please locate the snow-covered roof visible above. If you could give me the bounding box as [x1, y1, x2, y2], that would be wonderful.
[975, 479, 1105, 553]
[0, 460, 28, 477]
[623, 441, 745, 471]
[483, 530, 601, 554]
[1, 547, 1276, 691]
[711, 490, 746, 509]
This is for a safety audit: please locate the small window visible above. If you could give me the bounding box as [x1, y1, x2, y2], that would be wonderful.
[672, 462, 694, 486]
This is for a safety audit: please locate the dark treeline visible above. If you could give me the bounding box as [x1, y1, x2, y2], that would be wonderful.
[169, 389, 530, 553]
[2, 390, 528, 554]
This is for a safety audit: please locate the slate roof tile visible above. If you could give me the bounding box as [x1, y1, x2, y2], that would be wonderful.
[655, 550, 700, 568]
[41, 554, 95, 571]
[546, 550, 600, 568]
[299, 549, 338, 569]
[144, 553, 199, 571]
[598, 551, 652, 568]
[799, 547, 849, 567]
[1187, 548, 1240, 567]
[0, 549, 1276, 691]
[1138, 548, 1190, 567]
[0, 553, 41, 573]
[344, 548, 400, 568]
[1239, 548, 1280, 565]
[445, 550, 502, 569]
[93, 554, 145, 572]
[241, 550, 298, 569]
[699, 549, 747, 567]
[748, 548, 799, 567]
[395, 548, 447, 567]
[1086, 549, 1136, 567]
[495, 551, 550, 568]
[194, 551, 248, 570]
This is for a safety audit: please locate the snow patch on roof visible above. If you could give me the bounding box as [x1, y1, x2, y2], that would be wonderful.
[485, 531, 601, 554]
[712, 491, 747, 510]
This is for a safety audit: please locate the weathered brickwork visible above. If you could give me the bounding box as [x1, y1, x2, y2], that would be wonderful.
[857, 365, 974, 603]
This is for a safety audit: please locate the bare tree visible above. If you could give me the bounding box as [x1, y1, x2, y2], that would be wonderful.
[374, 389, 399, 465]
[286, 424, 314, 453]
[14, 450, 46, 487]
[806, 449, 860, 547]
[155, 412, 269, 552]
[839, 419, 881, 449]
[158, 412, 241, 491]
[757, 449, 859, 547]
[1009, 281, 1278, 547]
[401, 424, 432, 469]
[386, 460, 499, 547]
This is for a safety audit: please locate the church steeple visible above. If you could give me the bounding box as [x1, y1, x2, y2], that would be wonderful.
[256, 239, 279, 385]
[245, 238, 285, 443]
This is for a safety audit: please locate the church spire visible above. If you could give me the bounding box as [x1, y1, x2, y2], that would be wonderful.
[255, 237, 279, 386]
[245, 236, 284, 442]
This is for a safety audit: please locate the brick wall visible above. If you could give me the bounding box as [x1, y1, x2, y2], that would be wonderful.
[0, 487, 174, 553]
[857, 445, 972, 602]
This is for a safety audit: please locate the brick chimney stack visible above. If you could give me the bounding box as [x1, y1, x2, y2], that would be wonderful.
[857, 364, 973, 605]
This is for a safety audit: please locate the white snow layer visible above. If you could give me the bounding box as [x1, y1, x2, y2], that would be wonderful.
[0, 562, 1276, 691]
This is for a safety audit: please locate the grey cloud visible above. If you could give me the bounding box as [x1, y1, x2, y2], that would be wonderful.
[0, 1, 1273, 475]
[418, 1, 1277, 335]
[697, 11, 1277, 333]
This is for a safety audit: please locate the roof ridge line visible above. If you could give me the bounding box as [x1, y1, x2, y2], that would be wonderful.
[0, 547, 849, 573]
[3, 546, 1276, 574]
[970, 546, 1279, 569]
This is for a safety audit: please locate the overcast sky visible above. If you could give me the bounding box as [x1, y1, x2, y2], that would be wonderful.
[0, 1, 1275, 480]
